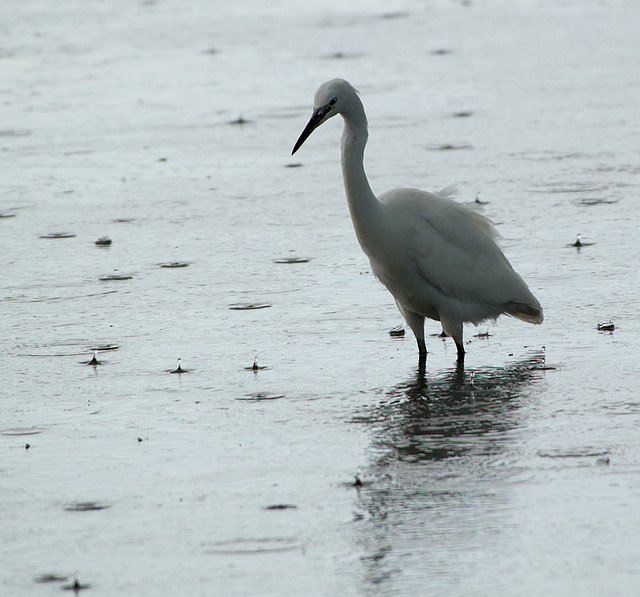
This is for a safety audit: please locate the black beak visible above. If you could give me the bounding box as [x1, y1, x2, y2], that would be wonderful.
[292, 105, 332, 155]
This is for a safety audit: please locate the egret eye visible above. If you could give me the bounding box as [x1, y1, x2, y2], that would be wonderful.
[329, 97, 337, 106]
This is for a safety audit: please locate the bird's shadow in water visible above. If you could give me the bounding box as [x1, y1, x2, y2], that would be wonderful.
[357, 349, 547, 462]
[349, 350, 547, 589]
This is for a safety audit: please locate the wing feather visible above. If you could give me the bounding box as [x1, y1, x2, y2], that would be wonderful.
[377, 188, 540, 323]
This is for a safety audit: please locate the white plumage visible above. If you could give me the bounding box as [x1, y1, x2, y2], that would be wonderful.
[293, 78, 542, 362]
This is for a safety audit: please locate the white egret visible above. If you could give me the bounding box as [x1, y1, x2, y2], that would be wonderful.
[292, 79, 543, 362]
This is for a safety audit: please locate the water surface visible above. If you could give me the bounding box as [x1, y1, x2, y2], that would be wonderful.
[2, 0, 640, 595]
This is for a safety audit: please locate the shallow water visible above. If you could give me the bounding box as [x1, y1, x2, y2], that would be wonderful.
[2, 0, 640, 595]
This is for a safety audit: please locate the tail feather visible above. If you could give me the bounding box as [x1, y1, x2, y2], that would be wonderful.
[505, 301, 544, 325]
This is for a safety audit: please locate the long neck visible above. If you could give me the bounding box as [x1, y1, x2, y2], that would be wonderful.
[340, 103, 382, 250]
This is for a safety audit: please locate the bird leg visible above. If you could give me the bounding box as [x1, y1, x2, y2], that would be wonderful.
[396, 302, 427, 359]
[441, 316, 465, 362]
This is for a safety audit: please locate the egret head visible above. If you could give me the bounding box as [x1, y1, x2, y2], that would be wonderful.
[292, 79, 357, 154]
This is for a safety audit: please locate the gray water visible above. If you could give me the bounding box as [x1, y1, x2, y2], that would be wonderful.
[2, 0, 640, 595]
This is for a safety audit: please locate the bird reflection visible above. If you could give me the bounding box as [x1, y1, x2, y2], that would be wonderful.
[350, 350, 547, 591]
[360, 351, 545, 462]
